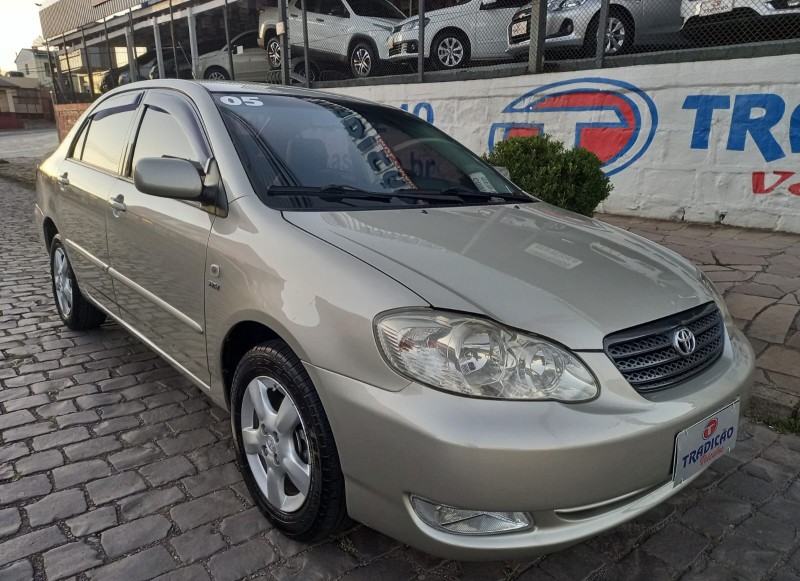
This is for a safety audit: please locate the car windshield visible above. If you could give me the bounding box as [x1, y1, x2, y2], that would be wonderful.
[215, 93, 532, 211]
[347, 0, 405, 19]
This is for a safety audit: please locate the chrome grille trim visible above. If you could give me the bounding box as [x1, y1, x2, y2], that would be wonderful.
[604, 302, 725, 393]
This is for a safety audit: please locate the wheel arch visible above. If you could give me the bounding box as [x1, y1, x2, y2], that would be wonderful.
[347, 35, 379, 59]
[430, 26, 471, 52]
[42, 217, 58, 252]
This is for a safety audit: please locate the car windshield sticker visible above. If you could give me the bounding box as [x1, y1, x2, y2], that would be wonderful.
[307, 99, 415, 190]
[469, 172, 497, 193]
[218, 95, 264, 107]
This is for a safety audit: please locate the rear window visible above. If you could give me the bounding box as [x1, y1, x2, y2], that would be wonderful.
[76, 92, 141, 173]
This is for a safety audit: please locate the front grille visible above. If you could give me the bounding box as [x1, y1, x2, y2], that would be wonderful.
[604, 302, 725, 393]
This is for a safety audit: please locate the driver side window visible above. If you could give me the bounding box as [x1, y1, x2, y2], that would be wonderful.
[319, 0, 347, 17]
[131, 106, 198, 175]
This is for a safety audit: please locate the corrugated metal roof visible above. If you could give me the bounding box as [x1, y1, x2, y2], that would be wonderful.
[40, 0, 148, 39]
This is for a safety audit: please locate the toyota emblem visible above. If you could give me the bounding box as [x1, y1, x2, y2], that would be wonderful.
[673, 327, 697, 357]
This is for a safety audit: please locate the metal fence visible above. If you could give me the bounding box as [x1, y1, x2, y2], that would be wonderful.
[45, 0, 800, 102]
[260, 0, 800, 88]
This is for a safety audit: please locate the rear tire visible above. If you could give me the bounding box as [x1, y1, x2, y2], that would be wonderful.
[584, 8, 635, 56]
[50, 235, 106, 331]
[231, 341, 349, 541]
[350, 42, 375, 78]
[266, 36, 282, 70]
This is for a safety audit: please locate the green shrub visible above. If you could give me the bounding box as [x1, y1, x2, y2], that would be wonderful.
[484, 134, 613, 217]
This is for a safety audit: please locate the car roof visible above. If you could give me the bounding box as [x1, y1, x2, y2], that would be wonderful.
[109, 78, 379, 108]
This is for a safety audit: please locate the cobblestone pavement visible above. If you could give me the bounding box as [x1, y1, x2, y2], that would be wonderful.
[3, 175, 800, 581]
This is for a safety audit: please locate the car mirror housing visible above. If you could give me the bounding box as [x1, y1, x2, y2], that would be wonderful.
[133, 157, 204, 201]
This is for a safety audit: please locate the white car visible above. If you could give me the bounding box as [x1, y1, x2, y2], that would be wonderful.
[258, 0, 404, 78]
[681, 0, 800, 28]
[386, 0, 529, 70]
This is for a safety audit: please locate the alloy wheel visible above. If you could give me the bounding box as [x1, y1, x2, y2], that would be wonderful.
[53, 247, 73, 317]
[352, 47, 372, 77]
[437, 37, 464, 68]
[268, 39, 282, 68]
[241, 375, 311, 513]
[605, 16, 627, 54]
[208, 70, 228, 81]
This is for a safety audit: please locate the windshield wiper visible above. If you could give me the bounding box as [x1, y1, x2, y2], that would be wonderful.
[396, 187, 534, 204]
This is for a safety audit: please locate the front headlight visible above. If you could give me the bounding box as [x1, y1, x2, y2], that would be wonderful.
[561, 0, 589, 7]
[400, 18, 429, 31]
[375, 310, 598, 401]
[698, 270, 735, 334]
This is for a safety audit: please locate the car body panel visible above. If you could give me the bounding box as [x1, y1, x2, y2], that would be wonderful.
[283, 203, 712, 350]
[681, 0, 800, 24]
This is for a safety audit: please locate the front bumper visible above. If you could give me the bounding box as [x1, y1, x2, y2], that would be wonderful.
[507, 8, 597, 56]
[682, 0, 800, 22]
[307, 327, 754, 560]
[387, 30, 423, 60]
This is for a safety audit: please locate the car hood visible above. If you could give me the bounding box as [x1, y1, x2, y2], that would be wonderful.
[283, 202, 712, 350]
[365, 16, 403, 28]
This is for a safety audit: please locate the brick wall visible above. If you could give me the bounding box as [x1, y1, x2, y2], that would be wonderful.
[54, 103, 91, 142]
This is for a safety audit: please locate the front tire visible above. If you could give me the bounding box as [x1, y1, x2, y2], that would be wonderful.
[204, 66, 231, 80]
[50, 235, 106, 330]
[431, 31, 470, 70]
[350, 42, 375, 78]
[231, 341, 348, 541]
[585, 9, 635, 56]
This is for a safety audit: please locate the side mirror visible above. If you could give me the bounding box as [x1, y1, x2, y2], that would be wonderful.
[134, 157, 204, 200]
[493, 166, 511, 179]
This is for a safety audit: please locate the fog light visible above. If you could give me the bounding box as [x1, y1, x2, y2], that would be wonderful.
[411, 497, 533, 535]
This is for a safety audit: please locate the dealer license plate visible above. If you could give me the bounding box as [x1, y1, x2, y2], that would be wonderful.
[512, 20, 528, 37]
[696, 0, 734, 16]
[673, 399, 739, 486]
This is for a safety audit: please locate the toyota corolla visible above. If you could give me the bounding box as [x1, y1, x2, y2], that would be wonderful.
[35, 80, 753, 560]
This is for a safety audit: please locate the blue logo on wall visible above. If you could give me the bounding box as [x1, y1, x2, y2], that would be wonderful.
[489, 77, 659, 176]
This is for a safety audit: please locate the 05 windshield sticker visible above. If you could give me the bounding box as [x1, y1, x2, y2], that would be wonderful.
[218, 95, 264, 107]
[307, 99, 416, 190]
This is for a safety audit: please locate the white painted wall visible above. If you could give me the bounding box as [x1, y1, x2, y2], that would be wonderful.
[329, 54, 800, 233]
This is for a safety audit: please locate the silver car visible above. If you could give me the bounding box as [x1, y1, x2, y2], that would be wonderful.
[35, 80, 753, 560]
[507, 0, 685, 57]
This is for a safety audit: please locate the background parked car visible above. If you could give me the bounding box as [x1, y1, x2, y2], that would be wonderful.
[681, 0, 800, 39]
[258, 0, 405, 78]
[100, 50, 156, 92]
[506, 0, 684, 58]
[196, 30, 271, 80]
[386, 0, 529, 70]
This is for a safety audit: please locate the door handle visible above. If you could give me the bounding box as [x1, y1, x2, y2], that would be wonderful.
[290, 12, 299, 17]
[109, 194, 127, 213]
[57, 173, 69, 186]
[315, 17, 324, 22]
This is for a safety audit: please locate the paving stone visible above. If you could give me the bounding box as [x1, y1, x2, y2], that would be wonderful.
[538, 543, 605, 579]
[1, 420, 56, 442]
[65, 505, 118, 536]
[220, 506, 272, 544]
[98, 376, 139, 392]
[121, 423, 170, 445]
[31, 425, 90, 451]
[42, 541, 103, 580]
[86, 545, 176, 581]
[118, 486, 185, 522]
[338, 556, 417, 581]
[181, 462, 241, 498]
[156, 428, 216, 455]
[709, 535, 781, 578]
[736, 514, 797, 551]
[138, 455, 196, 486]
[75, 392, 122, 410]
[208, 537, 278, 581]
[0, 388, 29, 404]
[720, 471, 779, 503]
[167, 411, 215, 433]
[0, 507, 21, 539]
[52, 459, 111, 489]
[152, 565, 211, 581]
[26, 488, 86, 527]
[0, 526, 66, 567]
[730, 282, 786, 299]
[92, 415, 140, 436]
[108, 443, 163, 470]
[98, 401, 146, 419]
[0, 443, 29, 464]
[14, 449, 63, 475]
[63, 434, 121, 461]
[0, 560, 34, 581]
[101, 514, 173, 559]
[347, 527, 402, 562]
[186, 440, 235, 471]
[170, 523, 226, 564]
[170, 489, 243, 530]
[55, 409, 99, 428]
[86, 471, 147, 505]
[53, 384, 98, 401]
[0, 410, 35, 430]
[749, 304, 800, 343]
[758, 346, 800, 379]
[0, 473, 51, 504]
[3, 394, 50, 412]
